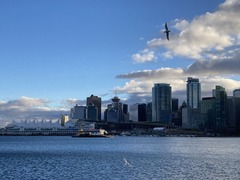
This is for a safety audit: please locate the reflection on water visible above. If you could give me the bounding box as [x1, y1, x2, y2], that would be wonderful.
[0, 136, 240, 179]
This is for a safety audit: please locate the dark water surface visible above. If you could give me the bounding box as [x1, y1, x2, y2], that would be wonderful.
[0, 136, 239, 180]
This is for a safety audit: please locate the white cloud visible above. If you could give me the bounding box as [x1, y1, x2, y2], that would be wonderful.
[116, 68, 184, 80]
[114, 80, 152, 95]
[132, 49, 157, 63]
[174, 19, 190, 31]
[0, 97, 69, 126]
[0, 96, 50, 111]
[146, 0, 240, 61]
[62, 98, 82, 107]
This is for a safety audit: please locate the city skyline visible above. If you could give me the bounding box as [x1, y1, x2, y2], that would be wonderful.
[1, 0, 240, 126]
[1, 78, 240, 125]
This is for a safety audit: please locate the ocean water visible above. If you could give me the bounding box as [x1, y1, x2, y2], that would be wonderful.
[0, 136, 240, 180]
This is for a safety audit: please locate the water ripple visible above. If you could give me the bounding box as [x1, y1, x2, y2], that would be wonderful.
[0, 136, 240, 179]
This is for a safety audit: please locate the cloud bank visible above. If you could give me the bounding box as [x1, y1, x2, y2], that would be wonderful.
[132, 49, 156, 63]
[0, 97, 70, 127]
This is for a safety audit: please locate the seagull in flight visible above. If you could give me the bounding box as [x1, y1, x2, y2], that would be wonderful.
[164, 22, 170, 41]
[123, 158, 133, 167]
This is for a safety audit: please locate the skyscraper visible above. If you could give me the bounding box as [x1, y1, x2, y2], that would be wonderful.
[61, 114, 69, 126]
[87, 103, 98, 121]
[138, 103, 147, 122]
[70, 104, 87, 120]
[129, 103, 138, 122]
[172, 98, 179, 112]
[122, 104, 129, 122]
[213, 85, 228, 132]
[227, 96, 240, 134]
[86, 95, 101, 121]
[105, 96, 123, 122]
[187, 77, 201, 109]
[146, 102, 152, 122]
[233, 88, 240, 98]
[200, 97, 216, 130]
[152, 83, 172, 123]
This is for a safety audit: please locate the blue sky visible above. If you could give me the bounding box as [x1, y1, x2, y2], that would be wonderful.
[1, 0, 240, 125]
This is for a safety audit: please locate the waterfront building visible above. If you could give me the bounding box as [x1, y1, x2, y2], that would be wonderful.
[106, 108, 118, 122]
[1, 119, 96, 136]
[233, 88, 240, 98]
[174, 101, 187, 127]
[227, 96, 240, 134]
[122, 104, 129, 122]
[129, 103, 138, 122]
[138, 103, 147, 122]
[86, 95, 101, 121]
[105, 96, 123, 122]
[123, 104, 128, 114]
[146, 102, 152, 122]
[213, 86, 228, 132]
[200, 97, 216, 131]
[172, 98, 179, 126]
[182, 107, 191, 128]
[172, 98, 179, 112]
[75, 120, 95, 130]
[182, 107, 201, 129]
[186, 77, 201, 109]
[103, 108, 108, 122]
[171, 98, 179, 124]
[61, 114, 69, 126]
[70, 105, 87, 120]
[152, 83, 172, 123]
[87, 103, 98, 121]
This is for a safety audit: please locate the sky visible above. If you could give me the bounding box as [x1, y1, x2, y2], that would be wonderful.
[0, 0, 240, 126]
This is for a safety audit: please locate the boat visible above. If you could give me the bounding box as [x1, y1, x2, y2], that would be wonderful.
[72, 129, 111, 138]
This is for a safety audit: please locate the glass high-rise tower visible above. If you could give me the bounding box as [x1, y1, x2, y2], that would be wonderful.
[214, 85, 227, 131]
[233, 88, 240, 98]
[86, 95, 101, 121]
[187, 77, 201, 109]
[152, 83, 172, 123]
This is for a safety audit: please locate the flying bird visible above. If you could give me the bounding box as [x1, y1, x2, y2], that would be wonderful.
[123, 158, 133, 167]
[164, 22, 170, 41]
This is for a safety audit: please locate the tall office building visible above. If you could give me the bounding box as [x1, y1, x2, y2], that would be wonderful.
[70, 104, 87, 120]
[87, 103, 98, 121]
[172, 98, 179, 126]
[138, 103, 147, 122]
[61, 114, 69, 126]
[200, 97, 216, 130]
[122, 104, 129, 122]
[233, 88, 240, 98]
[227, 96, 240, 134]
[105, 96, 123, 122]
[146, 102, 152, 122]
[86, 95, 101, 121]
[152, 83, 172, 123]
[123, 104, 128, 115]
[129, 103, 138, 122]
[213, 85, 228, 132]
[186, 77, 201, 109]
[172, 98, 179, 112]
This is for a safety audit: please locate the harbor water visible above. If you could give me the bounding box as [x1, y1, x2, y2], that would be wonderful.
[0, 136, 240, 180]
